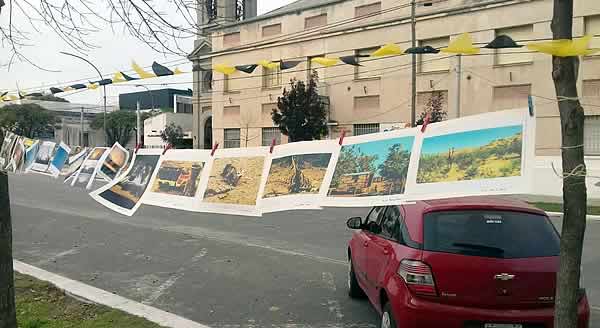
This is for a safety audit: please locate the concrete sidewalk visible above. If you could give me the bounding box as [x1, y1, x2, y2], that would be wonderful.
[520, 194, 600, 207]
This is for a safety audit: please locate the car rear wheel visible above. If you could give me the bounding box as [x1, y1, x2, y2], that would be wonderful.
[381, 302, 397, 328]
[348, 257, 365, 298]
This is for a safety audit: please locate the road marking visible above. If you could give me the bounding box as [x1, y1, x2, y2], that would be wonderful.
[327, 300, 344, 320]
[13, 260, 212, 328]
[322, 272, 337, 291]
[35, 248, 80, 266]
[143, 248, 208, 305]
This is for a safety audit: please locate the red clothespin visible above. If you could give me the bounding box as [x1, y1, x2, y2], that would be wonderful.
[420, 112, 431, 133]
[338, 130, 346, 146]
[210, 142, 219, 156]
[162, 143, 172, 155]
[135, 143, 142, 154]
[269, 138, 277, 154]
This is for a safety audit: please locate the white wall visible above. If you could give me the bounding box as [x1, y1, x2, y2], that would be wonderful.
[533, 156, 600, 199]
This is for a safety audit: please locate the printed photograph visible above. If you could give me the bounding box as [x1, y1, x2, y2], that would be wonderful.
[88, 148, 106, 161]
[50, 145, 70, 173]
[328, 137, 415, 197]
[0, 133, 17, 167]
[203, 156, 264, 206]
[99, 155, 160, 210]
[263, 153, 332, 198]
[417, 125, 523, 184]
[34, 141, 56, 166]
[73, 160, 98, 187]
[151, 160, 205, 197]
[23, 141, 39, 170]
[100, 146, 129, 180]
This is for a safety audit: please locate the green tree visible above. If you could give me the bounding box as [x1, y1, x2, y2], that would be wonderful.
[160, 122, 184, 148]
[378, 144, 411, 183]
[272, 71, 328, 142]
[91, 111, 153, 146]
[331, 146, 360, 187]
[0, 104, 57, 138]
[416, 91, 447, 125]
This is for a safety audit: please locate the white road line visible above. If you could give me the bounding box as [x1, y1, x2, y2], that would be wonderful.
[14, 260, 212, 328]
[35, 248, 80, 266]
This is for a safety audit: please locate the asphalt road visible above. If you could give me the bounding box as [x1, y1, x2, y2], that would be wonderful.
[7, 173, 600, 327]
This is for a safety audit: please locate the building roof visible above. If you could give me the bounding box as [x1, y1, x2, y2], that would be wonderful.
[0, 100, 118, 115]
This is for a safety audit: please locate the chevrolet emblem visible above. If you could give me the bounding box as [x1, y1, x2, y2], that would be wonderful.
[494, 273, 515, 281]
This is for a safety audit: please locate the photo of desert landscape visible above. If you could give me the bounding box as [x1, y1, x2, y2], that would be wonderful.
[263, 153, 332, 198]
[151, 160, 205, 197]
[328, 136, 414, 197]
[88, 148, 106, 161]
[417, 125, 523, 184]
[203, 156, 264, 205]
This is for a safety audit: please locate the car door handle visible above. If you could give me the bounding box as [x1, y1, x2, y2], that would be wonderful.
[363, 241, 369, 247]
[382, 248, 390, 255]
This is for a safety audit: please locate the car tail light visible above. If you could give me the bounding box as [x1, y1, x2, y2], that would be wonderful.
[398, 259, 437, 297]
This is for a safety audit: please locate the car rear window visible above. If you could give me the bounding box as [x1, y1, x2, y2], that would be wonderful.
[423, 210, 560, 259]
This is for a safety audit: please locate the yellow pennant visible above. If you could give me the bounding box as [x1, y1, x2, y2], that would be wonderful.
[173, 67, 185, 74]
[87, 83, 99, 90]
[441, 33, 480, 55]
[132, 61, 156, 79]
[311, 57, 339, 67]
[63, 86, 74, 92]
[213, 63, 236, 75]
[112, 72, 126, 83]
[527, 35, 598, 57]
[371, 43, 403, 57]
[257, 60, 280, 69]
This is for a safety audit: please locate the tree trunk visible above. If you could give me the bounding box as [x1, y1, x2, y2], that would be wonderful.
[551, 0, 588, 327]
[0, 131, 17, 328]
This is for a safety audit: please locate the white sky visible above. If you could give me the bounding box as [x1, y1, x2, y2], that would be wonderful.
[0, 0, 296, 106]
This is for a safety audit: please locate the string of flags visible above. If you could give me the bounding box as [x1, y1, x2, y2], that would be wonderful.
[1, 33, 598, 101]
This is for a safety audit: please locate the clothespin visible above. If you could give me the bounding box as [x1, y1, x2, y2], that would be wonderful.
[338, 130, 346, 146]
[421, 112, 431, 133]
[135, 143, 142, 154]
[269, 138, 277, 154]
[528, 95, 534, 117]
[162, 143, 172, 155]
[210, 142, 219, 156]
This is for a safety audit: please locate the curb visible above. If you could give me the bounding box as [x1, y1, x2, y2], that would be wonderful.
[13, 260, 211, 328]
[545, 211, 600, 220]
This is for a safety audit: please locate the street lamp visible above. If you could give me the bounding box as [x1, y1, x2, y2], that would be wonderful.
[134, 84, 155, 148]
[60, 51, 108, 146]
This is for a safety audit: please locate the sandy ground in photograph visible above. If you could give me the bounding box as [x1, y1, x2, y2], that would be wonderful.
[204, 157, 264, 205]
[263, 164, 327, 198]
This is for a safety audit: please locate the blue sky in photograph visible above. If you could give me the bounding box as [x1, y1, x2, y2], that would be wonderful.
[51, 147, 69, 169]
[345, 136, 415, 169]
[421, 125, 522, 155]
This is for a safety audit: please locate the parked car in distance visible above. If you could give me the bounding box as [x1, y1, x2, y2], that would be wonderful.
[346, 196, 590, 328]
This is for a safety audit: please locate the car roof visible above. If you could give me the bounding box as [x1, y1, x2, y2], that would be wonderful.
[400, 196, 547, 244]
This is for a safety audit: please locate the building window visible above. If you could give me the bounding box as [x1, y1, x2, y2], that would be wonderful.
[495, 25, 534, 65]
[263, 65, 282, 88]
[585, 15, 600, 54]
[262, 23, 282, 38]
[261, 127, 281, 146]
[202, 71, 213, 92]
[417, 90, 448, 117]
[224, 128, 241, 148]
[305, 14, 327, 29]
[223, 32, 240, 47]
[355, 47, 380, 79]
[223, 75, 230, 93]
[353, 123, 380, 136]
[492, 84, 531, 111]
[355, 2, 381, 18]
[176, 102, 193, 113]
[585, 116, 600, 155]
[419, 37, 450, 73]
[354, 95, 380, 111]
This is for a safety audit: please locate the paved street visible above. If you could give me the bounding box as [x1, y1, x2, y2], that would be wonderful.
[8, 173, 600, 327]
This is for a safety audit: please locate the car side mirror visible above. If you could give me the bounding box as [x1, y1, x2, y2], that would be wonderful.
[346, 217, 363, 229]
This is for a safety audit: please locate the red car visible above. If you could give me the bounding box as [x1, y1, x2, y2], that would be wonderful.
[346, 196, 590, 328]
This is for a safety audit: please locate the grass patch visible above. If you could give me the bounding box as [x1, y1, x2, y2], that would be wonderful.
[529, 202, 600, 216]
[15, 272, 163, 328]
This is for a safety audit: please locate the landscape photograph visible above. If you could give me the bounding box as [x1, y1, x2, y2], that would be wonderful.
[203, 156, 264, 205]
[151, 160, 205, 197]
[328, 136, 414, 197]
[263, 153, 332, 198]
[417, 125, 523, 184]
[88, 148, 106, 161]
[100, 146, 129, 180]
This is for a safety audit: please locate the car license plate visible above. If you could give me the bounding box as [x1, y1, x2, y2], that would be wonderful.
[484, 324, 522, 328]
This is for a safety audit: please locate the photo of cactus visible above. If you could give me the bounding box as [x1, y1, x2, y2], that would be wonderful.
[263, 153, 332, 198]
[203, 156, 264, 205]
[417, 125, 523, 184]
[328, 136, 415, 197]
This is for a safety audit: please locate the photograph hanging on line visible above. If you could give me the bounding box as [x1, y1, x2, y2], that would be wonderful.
[328, 136, 415, 197]
[99, 143, 129, 180]
[151, 160, 205, 197]
[47, 142, 71, 177]
[6, 137, 25, 173]
[203, 156, 264, 206]
[23, 139, 40, 171]
[96, 154, 160, 211]
[30, 141, 57, 173]
[0, 132, 17, 169]
[70, 147, 107, 189]
[263, 153, 332, 198]
[417, 125, 523, 184]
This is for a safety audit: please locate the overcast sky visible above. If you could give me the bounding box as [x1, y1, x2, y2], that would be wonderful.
[0, 0, 296, 106]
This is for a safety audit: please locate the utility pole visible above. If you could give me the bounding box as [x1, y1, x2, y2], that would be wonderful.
[136, 100, 142, 148]
[80, 107, 84, 146]
[410, 0, 417, 127]
[455, 55, 462, 118]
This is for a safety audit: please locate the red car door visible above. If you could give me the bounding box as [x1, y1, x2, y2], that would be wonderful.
[353, 206, 386, 289]
[366, 206, 400, 300]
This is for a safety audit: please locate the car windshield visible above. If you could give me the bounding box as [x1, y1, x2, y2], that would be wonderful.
[423, 210, 560, 259]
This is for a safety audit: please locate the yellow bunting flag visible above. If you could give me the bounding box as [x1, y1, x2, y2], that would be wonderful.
[310, 57, 339, 67]
[173, 67, 184, 74]
[526, 35, 598, 57]
[87, 83, 99, 90]
[257, 60, 279, 69]
[441, 33, 480, 55]
[63, 86, 74, 91]
[112, 72, 126, 83]
[132, 61, 156, 79]
[213, 63, 236, 75]
[371, 43, 403, 57]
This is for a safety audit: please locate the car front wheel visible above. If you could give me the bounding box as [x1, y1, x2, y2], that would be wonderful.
[348, 256, 365, 298]
[381, 302, 397, 328]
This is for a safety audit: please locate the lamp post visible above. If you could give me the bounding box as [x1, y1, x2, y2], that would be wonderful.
[60, 51, 108, 145]
[134, 85, 154, 148]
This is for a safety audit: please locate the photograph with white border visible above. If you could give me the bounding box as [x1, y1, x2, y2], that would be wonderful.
[70, 147, 108, 189]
